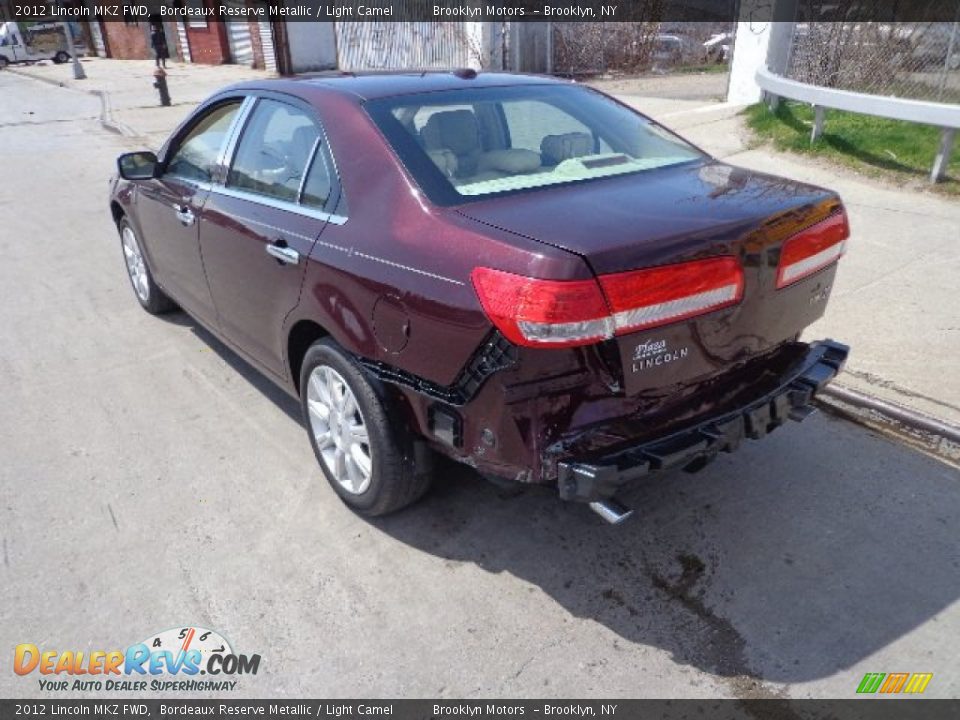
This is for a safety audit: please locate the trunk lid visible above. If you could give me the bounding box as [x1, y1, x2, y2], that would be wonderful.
[458, 161, 846, 395]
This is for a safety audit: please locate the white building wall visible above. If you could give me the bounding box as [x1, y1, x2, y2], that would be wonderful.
[727, 20, 773, 105]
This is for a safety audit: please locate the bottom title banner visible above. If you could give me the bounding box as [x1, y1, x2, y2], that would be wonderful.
[0, 701, 957, 720]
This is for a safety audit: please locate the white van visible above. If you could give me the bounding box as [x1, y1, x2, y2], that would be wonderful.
[0, 22, 72, 69]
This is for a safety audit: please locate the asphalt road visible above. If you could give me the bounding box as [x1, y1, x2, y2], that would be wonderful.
[1, 72, 958, 701]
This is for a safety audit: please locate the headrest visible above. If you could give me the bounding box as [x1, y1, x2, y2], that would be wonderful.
[540, 132, 594, 165]
[422, 110, 481, 155]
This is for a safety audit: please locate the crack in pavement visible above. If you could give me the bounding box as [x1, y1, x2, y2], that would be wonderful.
[0, 116, 99, 128]
[842, 369, 960, 415]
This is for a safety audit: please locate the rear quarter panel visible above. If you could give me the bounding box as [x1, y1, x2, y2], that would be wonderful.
[283, 88, 589, 389]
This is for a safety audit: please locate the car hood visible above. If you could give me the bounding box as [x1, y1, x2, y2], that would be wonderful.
[455, 160, 838, 275]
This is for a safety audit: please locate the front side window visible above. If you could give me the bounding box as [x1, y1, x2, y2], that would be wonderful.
[228, 99, 319, 203]
[166, 101, 241, 183]
[367, 84, 704, 205]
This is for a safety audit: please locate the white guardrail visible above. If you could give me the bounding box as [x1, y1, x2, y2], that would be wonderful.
[756, 66, 960, 183]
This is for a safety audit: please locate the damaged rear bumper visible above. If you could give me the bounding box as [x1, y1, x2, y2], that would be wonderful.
[557, 339, 849, 503]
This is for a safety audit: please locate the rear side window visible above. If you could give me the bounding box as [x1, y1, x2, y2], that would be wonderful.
[228, 99, 319, 203]
[166, 101, 241, 183]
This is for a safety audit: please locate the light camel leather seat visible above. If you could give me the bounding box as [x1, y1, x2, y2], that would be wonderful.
[421, 110, 484, 178]
[422, 110, 542, 184]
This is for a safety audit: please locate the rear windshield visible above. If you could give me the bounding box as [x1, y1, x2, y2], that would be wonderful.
[365, 84, 704, 206]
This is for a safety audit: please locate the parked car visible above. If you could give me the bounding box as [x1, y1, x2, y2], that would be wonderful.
[109, 71, 849, 522]
[702, 32, 731, 64]
[652, 34, 700, 67]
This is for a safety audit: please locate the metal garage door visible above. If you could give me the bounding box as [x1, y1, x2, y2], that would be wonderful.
[176, 20, 191, 63]
[226, 20, 254, 67]
[335, 23, 472, 71]
[258, 20, 276, 72]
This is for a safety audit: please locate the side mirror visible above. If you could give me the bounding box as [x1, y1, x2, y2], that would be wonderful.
[117, 151, 159, 180]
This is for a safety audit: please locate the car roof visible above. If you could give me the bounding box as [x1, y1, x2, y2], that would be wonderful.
[223, 71, 569, 103]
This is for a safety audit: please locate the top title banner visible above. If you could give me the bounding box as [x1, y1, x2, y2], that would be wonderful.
[8, 1, 960, 23]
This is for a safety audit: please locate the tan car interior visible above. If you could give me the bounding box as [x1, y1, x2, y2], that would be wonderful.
[418, 108, 596, 185]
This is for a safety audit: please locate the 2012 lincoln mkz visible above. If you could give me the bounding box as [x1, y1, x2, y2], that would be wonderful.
[109, 70, 850, 523]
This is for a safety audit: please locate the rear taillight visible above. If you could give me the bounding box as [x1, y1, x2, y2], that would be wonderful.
[471, 257, 744, 348]
[776, 212, 849, 289]
[599, 257, 744, 335]
[470, 267, 613, 348]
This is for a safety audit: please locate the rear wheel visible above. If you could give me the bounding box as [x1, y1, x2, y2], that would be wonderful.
[300, 338, 431, 516]
[118, 218, 176, 314]
[0, 56, 9, 70]
[53, 51, 69, 64]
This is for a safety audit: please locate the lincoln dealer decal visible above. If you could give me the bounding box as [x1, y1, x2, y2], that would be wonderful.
[631, 338, 689, 373]
[13, 627, 260, 693]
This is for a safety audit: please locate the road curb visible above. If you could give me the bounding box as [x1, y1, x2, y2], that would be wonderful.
[91, 88, 139, 138]
[6, 65, 140, 138]
[817, 383, 960, 466]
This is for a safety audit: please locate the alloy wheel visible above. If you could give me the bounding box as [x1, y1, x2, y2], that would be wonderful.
[121, 226, 149, 303]
[306, 365, 373, 495]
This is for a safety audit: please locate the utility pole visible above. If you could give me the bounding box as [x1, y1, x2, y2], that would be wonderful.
[59, 11, 86, 79]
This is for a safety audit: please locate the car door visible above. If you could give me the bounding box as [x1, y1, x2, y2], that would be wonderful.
[135, 100, 243, 326]
[199, 95, 342, 378]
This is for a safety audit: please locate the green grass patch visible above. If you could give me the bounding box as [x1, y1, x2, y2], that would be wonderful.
[744, 101, 959, 194]
[675, 63, 729, 74]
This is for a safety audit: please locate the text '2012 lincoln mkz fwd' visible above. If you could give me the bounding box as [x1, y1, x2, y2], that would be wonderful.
[110, 71, 849, 523]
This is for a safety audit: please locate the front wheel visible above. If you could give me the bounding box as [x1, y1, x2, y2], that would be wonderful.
[118, 218, 176, 314]
[53, 51, 69, 64]
[300, 338, 431, 516]
[0, 56, 9, 70]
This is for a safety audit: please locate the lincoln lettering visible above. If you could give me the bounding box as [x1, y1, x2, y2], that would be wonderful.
[632, 347, 688, 373]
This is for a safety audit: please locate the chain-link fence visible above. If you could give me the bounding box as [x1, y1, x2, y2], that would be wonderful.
[786, 18, 960, 104]
[551, 22, 732, 76]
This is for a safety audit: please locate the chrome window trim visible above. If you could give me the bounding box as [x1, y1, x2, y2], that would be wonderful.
[216, 96, 257, 186]
[209, 184, 347, 225]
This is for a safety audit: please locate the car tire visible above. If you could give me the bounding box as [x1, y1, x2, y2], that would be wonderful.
[53, 51, 69, 64]
[300, 338, 431, 516]
[118, 217, 177, 315]
[0, 56, 9, 70]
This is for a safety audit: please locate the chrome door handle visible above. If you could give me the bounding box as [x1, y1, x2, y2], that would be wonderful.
[173, 204, 195, 226]
[266, 243, 300, 265]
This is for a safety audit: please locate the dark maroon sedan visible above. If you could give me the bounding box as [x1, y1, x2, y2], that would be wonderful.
[110, 71, 849, 523]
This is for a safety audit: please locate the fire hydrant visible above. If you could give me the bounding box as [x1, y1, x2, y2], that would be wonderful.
[153, 67, 171, 107]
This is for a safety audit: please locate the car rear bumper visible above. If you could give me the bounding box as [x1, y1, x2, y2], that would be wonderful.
[556, 339, 849, 503]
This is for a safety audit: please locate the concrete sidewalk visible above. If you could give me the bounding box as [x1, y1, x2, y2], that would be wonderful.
[10, 59, 958, 428]
[6, 56, 272, 146]
[621, 96, 960, 429]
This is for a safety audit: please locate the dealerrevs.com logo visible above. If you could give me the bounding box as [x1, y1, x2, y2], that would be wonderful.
[14, 627, 261, 692]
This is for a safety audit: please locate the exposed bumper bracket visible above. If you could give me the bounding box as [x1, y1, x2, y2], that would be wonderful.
[557, 339, 849, 503]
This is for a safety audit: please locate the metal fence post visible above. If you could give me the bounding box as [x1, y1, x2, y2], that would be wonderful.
[931, 128, 956, 183]
[811, 105, 826, 143]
